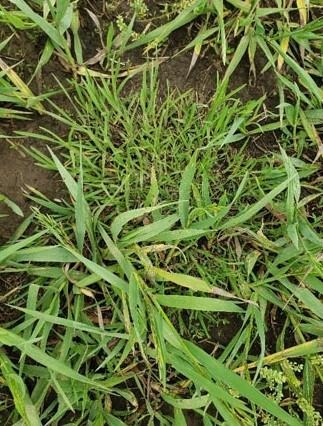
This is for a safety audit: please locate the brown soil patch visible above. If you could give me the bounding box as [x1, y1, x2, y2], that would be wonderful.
[0, 120, 61, 242]
[0, 273, 25, 322]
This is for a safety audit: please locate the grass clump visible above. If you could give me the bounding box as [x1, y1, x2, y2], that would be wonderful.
[0, 68, 322, 424]
[0, 0, 322, 424]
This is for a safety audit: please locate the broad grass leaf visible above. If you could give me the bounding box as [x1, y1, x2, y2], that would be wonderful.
[223, 35, 249, 81]
[300, 323, 323, 337]
[245, 250, 261, 277]
[99, 225, 133, 278]
[287, 223, 299, 250]
[0, 351, 41, 426]
[192, 172, 249, 230]
[303, 275, 323, 295]
[168, 355, 245, 425]
[162, 393, 210, 409]
[10, 0, 65, 46]
[153, 228, 208, 242]
[156, 295, 243, 313]
[174, 408, 187, 425]
[211, 0, 226, 63]
[280, 147, 300, 233]
[105, 414, 127, 426]
[270, 40, 322, 102]
[0, 231, 45, 263]
[126, 3, 206, 51]
[299, 216, 323, 246]
[252, 304, 266, 381]
[235, 338, 323, 372]
[128, 274, 147, 361]
[0, 195, 24, 217]
[13, 246, 78, 263]
[121, 214, 179, 246]
[296, 0, 307, 25]
[152, 268, 212, 292]
[145, 166, 159, 209]
[149, 309, 167, 385]
[111, 204, 174, 241]
[269, 264, 323, 319]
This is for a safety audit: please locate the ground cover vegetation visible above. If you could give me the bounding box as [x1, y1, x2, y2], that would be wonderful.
[0, 0, 322, 424]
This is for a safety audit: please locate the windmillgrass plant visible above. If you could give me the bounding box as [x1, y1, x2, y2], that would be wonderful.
[0, 67, 322, 424]
[0, 0, 322, 424]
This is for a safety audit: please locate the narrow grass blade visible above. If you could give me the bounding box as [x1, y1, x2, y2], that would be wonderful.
[75, 158, 87, 252]
[186, 342, 303, 426]
[219, 176, 293, 230]
[14, 307, 129, 339]
[0, 328, 113, 390]
[179, 152, 197, 228]
[234, 339, 323, 372]
[49, 149, 77, 199]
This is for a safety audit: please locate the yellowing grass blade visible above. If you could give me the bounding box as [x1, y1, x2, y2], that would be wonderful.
[296, 0, 307, 26]
[186, 43, 202, 78]
[300, 110, 323, 163]
[234, 338, 323, 373]
[0, 58, 44, 113]
[76, 58, 165, 79]
[277, 36, 290, 71]
[151, 268, 257, 305]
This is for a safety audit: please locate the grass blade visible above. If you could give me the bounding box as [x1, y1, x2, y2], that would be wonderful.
[179, 152, 197, 228]
[156, 295, 244, 313]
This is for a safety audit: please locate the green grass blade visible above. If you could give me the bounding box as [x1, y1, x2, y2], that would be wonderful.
[0, 351, 41, 426]
[156, 295, 244, 313]
[0, 231, 46, 263]
[0, 328, 113, 390]
[179, 152, 197, 228]
[152, 268, 212, 292]
[186, 342, 303, 426]
[111, 204, 174, 241]
[9, 0, 64, 46]
[219, 176, 293, 230]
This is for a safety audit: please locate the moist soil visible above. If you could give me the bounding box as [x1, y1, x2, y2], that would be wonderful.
[1, 0, 319, 423]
